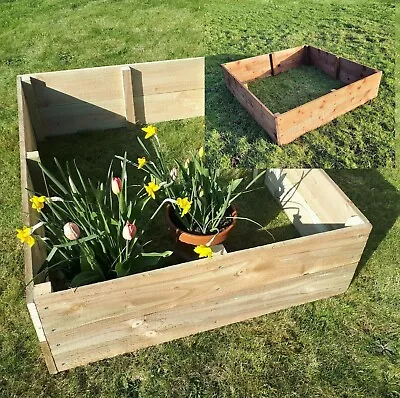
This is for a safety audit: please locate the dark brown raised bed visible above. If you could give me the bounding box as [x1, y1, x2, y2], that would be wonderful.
[221, 45, 382, 145]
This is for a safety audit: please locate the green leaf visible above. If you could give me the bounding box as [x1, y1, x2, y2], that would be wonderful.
[70, 271, 102, 287]
[115, 261, 131, 277]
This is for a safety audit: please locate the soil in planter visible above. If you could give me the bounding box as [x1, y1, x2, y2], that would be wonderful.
[248, 65, 345, 114]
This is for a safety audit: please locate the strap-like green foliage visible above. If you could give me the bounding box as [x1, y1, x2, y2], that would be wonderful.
[33, 154, 171, 287]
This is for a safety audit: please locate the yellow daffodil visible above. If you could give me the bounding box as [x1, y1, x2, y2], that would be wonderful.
[16, 226, 35, 247]
[198, 146, 204, 159]
[137, 157, 147, 169]
[176, 197, 192, 217]
[145, 181, 160, 200]
[141, 125, 157, 139]
[194, 245, 213, 259]
[30, 195, 47, 213]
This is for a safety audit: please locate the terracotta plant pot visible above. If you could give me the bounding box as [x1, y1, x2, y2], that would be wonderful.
[166, 204, 237, 246]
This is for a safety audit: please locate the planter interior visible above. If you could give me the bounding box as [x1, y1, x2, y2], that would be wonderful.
[221, 45, 382, 145]
[18, 58, 371, 374]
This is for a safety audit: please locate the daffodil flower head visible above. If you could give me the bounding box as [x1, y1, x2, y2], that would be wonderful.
[141, 125, 157, 139]
[16, 226, 35, 247]
[198, 146, 204, 159]
[30, 195, 47, 213]
[137, 157, 147, 169]
[176, 197, 192, 217]
[145, 181, 160, 200]
[194, 245, 213, 259]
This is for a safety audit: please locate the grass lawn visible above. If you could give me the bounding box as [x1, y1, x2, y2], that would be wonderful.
[0, 0, 399, 397]
[205, 0, 395, 168]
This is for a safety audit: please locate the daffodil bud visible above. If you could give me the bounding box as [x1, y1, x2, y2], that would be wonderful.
[122, 221, 137, 241]
[111, 177, 122, 195]
[63, 222, 80, 240]
[169, 167, 178, 181]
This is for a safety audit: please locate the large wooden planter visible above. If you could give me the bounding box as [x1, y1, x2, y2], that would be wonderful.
[18, 58, 371, 374]
[221, 45, 382, 145]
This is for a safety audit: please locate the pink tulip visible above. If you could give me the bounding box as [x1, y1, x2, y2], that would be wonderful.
[122, 221, 137, 241]
[169, 167, 178, 181]
[63, 222, 80, 240]
[111, 177, 122, 195]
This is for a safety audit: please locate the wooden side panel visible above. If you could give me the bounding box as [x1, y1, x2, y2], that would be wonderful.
[339, 57, 377, 84]
[222, 67, 277, 141]
[135, 88, 204, 124]
[23, 57, 205, 135]
[17, 77, 47, 303]
[308, 46, 339, 79]
[35, 224, 369, 371]
[276, 71, 382, 145]
[222, 54, 272, 83]
[265, 169, 371, 235]
[271, 46, 306, 75]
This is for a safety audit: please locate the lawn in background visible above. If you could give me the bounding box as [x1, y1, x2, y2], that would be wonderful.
[0, 0, 399, 397]
[205, 0, 395, 168]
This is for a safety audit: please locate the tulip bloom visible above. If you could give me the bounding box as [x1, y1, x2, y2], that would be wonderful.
[137, 157, 147, 169]
[176, 197, 192, 217]
[145, 181, 160, 200]
[122, 221, 137, 241]
[30, 195, 47, 213]
[111, 177, 122, 195]
[63, 222, 80, 240]
[141, 125, 157, 139]
[16, 226, 35, 247]
[194, 245, 213, 259]
[169, 167, 178, 181]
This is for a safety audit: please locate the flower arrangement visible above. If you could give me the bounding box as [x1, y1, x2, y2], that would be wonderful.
[18, 155, 171, 287]
[121, 125, 266, 257]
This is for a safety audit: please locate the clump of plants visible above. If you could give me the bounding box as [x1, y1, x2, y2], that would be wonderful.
[17, 155, 171, 287]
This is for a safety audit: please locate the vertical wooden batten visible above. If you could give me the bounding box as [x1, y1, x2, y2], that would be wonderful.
[121, 66, 136, 125]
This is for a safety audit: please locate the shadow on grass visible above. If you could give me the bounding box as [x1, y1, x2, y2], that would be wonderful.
[327, 169, 400, 277]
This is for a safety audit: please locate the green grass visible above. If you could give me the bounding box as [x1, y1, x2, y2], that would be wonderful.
[0, 0, 399, 397]
[248, 65, 345, 114]
[205, 0, 395, 168]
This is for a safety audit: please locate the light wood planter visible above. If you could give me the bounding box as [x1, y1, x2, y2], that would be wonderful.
[221, 45, 382, 145]
[18, 58, 371, 374]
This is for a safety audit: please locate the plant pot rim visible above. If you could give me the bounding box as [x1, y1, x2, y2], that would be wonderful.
[166, 203, 237, 246]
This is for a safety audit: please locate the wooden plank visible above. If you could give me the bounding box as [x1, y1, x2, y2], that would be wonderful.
[20, 77, 46, 141]
[35, 224, 369, 336]
[338, 57, 377, 84]
[222, 67, 277, 141]
[25, 57, 204, 135]
[308, 46, 339, 79]
[34, 281, 52, 299]
[265, 169, 371, 235]
[275, 71, 382, 144]
[134, 88, 204, 124]
[47, 263, 356, 371]
[27, 302, 58, 373]
[222, 54, 272, 83]
[121, 66, 136, 124]
[271, 46, 306, 75]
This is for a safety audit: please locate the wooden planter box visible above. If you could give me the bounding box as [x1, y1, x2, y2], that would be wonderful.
[18, 58, 371, 374]
[221, 45, 382, 145]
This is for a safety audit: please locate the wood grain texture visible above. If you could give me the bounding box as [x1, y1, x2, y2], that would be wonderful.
[22, 57, 204, 135]
[35, 218, 369, 371]
[276, 71, 382, 144]
[41, 263, 357, 371]
[121, 66, 136, 124]
[308, 46, 339, 79]
[271, 46, 306, 75]
[222, 54, 272, 83]
[265, 169, 371, 236]
[338, 57, 377, 84]
[222, 67, 277, 141]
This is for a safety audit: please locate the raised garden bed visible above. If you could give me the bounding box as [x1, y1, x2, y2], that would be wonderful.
[221, 45, 382, 145]
[18, 58, 371, 374]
